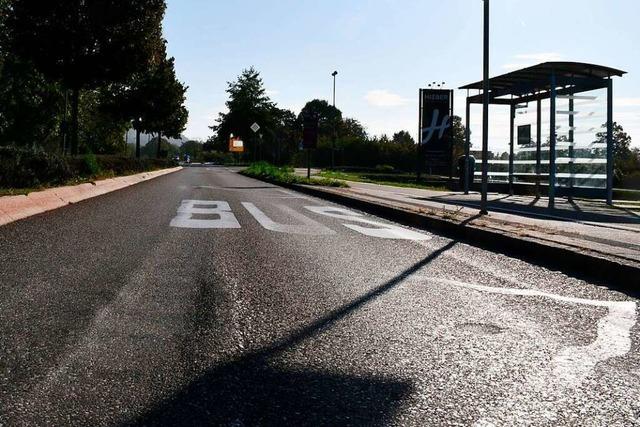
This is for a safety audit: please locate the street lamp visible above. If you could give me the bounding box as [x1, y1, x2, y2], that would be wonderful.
[331, 70, 338, 169]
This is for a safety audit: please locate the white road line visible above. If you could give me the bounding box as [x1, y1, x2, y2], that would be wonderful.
[305, 206, 432, 241]
[241, 202, 335, 235]
[417, 277, 637, 426]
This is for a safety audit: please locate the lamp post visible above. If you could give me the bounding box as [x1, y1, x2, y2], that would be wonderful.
[331, 70, 338, 169]
[480, 0, 490, 215]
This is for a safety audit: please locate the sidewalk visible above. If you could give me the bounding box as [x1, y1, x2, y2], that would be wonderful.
[286, 171, 640, 284]
[0, 167, 182, 227]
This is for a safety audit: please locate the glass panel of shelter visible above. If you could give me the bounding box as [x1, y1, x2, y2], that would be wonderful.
[471, 90, 608, 192]
[554, 88, 607, 190]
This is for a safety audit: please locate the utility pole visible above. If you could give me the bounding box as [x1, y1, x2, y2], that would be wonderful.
[480, 0, 490, 215]
[332, 70, 338, 169]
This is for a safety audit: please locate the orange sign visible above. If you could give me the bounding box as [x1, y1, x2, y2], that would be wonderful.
[229, 136, 244, 153]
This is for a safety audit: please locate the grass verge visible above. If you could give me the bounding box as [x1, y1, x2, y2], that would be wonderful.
[318, 170, 449, 191]
[241, 162, 348, 188]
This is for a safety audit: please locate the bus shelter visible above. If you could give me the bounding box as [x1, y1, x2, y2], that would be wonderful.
[460, 62, 626, 207]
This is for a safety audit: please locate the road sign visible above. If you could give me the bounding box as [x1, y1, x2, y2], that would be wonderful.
[229, 135, 244, 153]
[250, 122, 260, 133]
[302, 114, 319, 149]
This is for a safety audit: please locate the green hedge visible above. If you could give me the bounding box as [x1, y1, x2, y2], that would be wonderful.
[0, 146, 174, 189]
[0, 146, 72, 188]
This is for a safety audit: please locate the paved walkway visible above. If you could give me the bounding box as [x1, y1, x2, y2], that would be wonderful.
[296, 173, 640, 266]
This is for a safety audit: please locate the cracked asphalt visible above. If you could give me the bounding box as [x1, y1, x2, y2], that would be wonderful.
[0, 166, 638, 426]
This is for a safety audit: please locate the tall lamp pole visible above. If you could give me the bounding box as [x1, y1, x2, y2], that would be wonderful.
[480, 0, 490, 214]
[332, 70, 338, 169]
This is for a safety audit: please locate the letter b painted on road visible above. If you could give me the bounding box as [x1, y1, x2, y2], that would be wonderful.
[170, 200, 241, 229]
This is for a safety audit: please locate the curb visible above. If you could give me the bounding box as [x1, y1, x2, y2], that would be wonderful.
[0, 167, 182, 227]
[261, 179, 638, 290]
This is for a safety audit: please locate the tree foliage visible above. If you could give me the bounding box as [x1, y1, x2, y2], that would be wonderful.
[0, 56, 63, 148]
[595, 122, 634, 183]
[8, 0, 165, 90]
[208, 67, 281, 159]
[299, 99, 342, 138]
[8, 0, 166, 153]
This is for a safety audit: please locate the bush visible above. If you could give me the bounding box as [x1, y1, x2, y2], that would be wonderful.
[83, 153, 101, 176]
[0, 146, 72, 188]
[375, 164, 395, 173]
[201, 151, 234, 164]
[0, 146, 175, 189]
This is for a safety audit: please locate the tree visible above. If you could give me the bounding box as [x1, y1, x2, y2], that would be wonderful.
[209, 67, 278, 160]
[78, 88, 129, 155]
[142, 57, 189, 158]
[270, 108, 300, 164]
[450, 115, 467, 160]
[595, 122, 633, 183]
[141, 136, 178, 159]
[298, 99, 342, 138]
[391, 131, 415, 146]
[0, 56, 63, 149]
[107, 55, 188, 158]
[180, 140, 203, 160]
[8, 0, 166, 154]
[341, 118, 368, 141]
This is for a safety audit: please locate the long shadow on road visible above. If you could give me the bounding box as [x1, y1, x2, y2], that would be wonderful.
[125, 241, 458, 426]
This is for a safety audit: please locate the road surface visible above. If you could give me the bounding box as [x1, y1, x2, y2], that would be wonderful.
[1, 166, 638, 426]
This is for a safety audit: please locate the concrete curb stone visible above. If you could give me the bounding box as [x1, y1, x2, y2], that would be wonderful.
[0, 167, 182, 227]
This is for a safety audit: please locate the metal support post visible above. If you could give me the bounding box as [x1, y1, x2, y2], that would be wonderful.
[606, 78, 614, 205]
[480, 0, 490, 214]
[509, 101, 515, 195]
[549, 74, 557, 208]
[464, 96, 471, 194]
[536, 98, 542, 198]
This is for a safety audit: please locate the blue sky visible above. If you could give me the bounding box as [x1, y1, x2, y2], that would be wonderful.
[163, 0, 639, 149]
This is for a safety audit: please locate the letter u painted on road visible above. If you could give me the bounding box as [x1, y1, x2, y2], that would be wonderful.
[242, 202, 335, 235]
[170, 200, 241, 229]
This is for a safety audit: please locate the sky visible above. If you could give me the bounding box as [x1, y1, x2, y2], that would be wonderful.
[163, 0, 640, 150]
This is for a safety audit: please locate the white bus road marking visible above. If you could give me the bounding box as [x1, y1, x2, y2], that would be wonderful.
[241, 202, 335, 235]
[417, 277, 637, 426]
[170, 200, 241, 229]
[305, 206, 432, 241]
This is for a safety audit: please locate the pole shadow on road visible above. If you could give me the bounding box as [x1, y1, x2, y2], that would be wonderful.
[125, 241, 458, 426]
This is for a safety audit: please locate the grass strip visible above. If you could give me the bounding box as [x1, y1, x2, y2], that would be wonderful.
[240, 162, 348, 188]
[318, 170, 449, 191]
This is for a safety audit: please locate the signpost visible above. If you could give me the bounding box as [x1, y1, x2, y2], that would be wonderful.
[250, 123, 261, 161]
[419, 89, 454, 177]
[302, 113, 319, 179]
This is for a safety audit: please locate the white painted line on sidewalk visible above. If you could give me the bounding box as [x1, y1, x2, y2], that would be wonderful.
[242, 202, 335, 235]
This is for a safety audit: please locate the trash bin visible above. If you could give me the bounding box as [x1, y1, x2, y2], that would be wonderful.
[458, 155, 475, 189]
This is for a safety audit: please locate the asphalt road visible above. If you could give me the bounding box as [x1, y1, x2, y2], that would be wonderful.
[1, 166, 638, 426]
